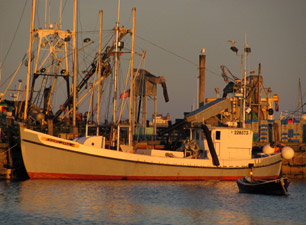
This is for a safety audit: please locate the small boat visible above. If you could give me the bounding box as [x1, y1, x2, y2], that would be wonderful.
[236, 176, 290, 195]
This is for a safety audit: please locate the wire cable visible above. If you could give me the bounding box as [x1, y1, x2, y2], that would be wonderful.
[0, 0, 28, 84]
[136, 35, 223, 79]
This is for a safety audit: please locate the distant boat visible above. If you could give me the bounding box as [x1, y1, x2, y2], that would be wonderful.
[236, 176, 290, 195]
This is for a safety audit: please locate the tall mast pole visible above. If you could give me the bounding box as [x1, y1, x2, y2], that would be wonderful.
[257, 63, 261, 119]
[240, 54, 244, 127]
[59, 0, 62, 30]
[129, 8, 136, 146]
[242, 34, 248, 128]
[97, 10, 103, 135]
[113, 0, 120, 124]
[24, 0, 36, 121]
[72, 0, 78, 135]
[44, 0, 47, 29]
[300, 78, 304, 114]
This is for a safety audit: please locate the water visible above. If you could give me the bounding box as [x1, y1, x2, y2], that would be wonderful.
[0, 179, 305, 225]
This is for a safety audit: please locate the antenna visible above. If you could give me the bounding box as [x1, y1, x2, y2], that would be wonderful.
[298, 78, 303, 115]
[117, 0, 121, 25]
[0, 39, 2, 84]
[44, 0, 47, 28]
[59, 0, 62, 30]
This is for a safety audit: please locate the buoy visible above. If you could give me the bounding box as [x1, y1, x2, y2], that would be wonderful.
[281, 146, 295, 160]
[263, 144, 274, 155]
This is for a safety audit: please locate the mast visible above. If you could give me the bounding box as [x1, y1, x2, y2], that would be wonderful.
[44, 0, 47, 29]
[72, 0, 78, 135]
[24, 0, 36, 121]
[242, 46, 247, 128]
[242, 34, 249, 128]
[129, 8, 136, 146]
[97, 10, 103, 135]
[59, 0, 62, 30]
[242, 34, 251, 128]
[257, 63, 261, 119]
[298, 78, 303, 117]
[113, 0, 121, 124]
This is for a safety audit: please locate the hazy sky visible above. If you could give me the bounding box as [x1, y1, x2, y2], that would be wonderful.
[0, 0, 306, 121]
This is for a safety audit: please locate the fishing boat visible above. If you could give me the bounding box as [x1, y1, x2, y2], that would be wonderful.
[236, 176, 290, 195]
[19, 123, 295, 180]
[18, 0, 296, 181]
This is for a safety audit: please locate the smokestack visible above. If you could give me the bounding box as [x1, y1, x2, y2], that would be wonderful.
[199, 48, 206, 107]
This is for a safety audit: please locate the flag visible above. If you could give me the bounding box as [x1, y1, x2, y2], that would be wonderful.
[119, 89, 130, 99]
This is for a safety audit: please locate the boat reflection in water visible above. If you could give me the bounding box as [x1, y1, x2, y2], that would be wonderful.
[6, 180, 303, 224]
[16, 180, 254, 224]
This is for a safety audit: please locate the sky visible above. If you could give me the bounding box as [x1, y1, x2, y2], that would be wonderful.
[0, 0, 306, 122]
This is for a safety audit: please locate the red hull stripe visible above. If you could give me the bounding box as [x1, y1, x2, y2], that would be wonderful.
[28, 172, 278, 181]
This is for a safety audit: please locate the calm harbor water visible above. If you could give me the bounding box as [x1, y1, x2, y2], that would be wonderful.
[0, 179, 305, 225]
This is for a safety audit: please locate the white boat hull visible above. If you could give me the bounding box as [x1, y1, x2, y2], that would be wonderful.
[20, 127, 282, 181]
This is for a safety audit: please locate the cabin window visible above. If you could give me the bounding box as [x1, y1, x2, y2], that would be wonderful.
[216, 131, 221, 140]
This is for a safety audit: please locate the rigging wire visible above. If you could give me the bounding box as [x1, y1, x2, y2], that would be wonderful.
[0, 0, 28, 87]
[135, 35, 223, 79]
[35, 0, 40, 27]
[136, 35, 197, 67]
[78, 2, 83, 47]
[62, 0, 68, 18]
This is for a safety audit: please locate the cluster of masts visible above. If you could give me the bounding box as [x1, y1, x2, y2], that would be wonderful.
[2, 0, 303, 141]
[0, 0, 139, 145]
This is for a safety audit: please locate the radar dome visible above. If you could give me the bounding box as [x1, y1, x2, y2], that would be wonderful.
[282, 146, 295, 160]
[263, 144, 274, 155]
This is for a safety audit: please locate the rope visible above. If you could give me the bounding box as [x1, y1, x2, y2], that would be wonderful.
[0, 143, 18, 155]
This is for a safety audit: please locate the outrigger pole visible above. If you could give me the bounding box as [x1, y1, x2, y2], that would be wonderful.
[24, 0, 36, 121]
[72, 0, 78, 135]
[113, 0, 121, 124]
[97, 10, 103, 135]
[129, 8, 136, 146]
